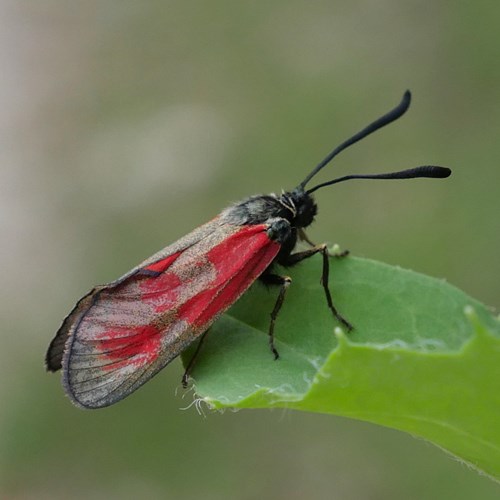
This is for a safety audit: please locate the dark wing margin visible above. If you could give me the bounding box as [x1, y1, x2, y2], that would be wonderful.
[46, 290, 97, 371]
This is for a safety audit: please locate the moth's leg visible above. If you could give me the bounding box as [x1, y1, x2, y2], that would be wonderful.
[297, 228, 317, 248]
[259, 273, 292, 360]
[297, 229, 349, 258]
[333, 249, 350, 258]
[182, 328, 211, 388]
[283, 244, 353, 331]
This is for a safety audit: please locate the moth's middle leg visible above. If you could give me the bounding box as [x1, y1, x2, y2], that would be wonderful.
[259, 273, 292, 360]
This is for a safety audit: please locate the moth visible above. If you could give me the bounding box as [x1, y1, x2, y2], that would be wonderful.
[46, 91, 451, 409]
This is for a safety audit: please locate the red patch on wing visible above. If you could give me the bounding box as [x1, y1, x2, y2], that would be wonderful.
[90, 224, 281, 371]
[178, 224, 280, 326]
[139, 271, 182, 313]
[95, 251, 185, 368]
[98, 324, 162, 370]
[143, 251, 181, 273]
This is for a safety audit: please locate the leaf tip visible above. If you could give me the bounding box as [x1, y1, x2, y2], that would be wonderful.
[330, 243, 340, 254]
[464, 304, 475, 318]
[334, 326, 350, 350]
[464, 304, 483, 333]
[464, 304, 497, 342]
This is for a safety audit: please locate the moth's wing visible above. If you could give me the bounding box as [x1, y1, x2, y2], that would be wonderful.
[49, 221, 281, 409]
[45, 218, 221, 372]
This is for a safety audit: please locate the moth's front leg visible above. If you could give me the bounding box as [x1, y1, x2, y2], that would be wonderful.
[297, 229, 350, 258]
[281, 244, 353, 331]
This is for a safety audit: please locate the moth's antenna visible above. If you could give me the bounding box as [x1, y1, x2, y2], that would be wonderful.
[300, 91, 412, 189]
[306, 165, 451, 194]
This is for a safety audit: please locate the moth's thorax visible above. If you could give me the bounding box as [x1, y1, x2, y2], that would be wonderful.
[221, 187, 317, 228]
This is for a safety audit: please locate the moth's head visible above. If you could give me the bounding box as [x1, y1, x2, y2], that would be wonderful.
[280, 188, 317, 228]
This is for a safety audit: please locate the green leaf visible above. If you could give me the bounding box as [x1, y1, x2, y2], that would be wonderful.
[182, 255, 500, 481]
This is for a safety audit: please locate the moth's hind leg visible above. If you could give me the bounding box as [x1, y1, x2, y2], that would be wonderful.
[259, 272, 292, 360]
[182, 329, 211, 388]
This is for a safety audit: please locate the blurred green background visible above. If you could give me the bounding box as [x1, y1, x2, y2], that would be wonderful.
[1, 1, 499, 498]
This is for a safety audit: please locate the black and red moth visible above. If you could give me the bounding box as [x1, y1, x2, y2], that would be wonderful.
[46, 91, 451, 409]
